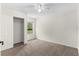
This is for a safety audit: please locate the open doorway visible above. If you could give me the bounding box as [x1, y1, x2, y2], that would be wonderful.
[13, 17, 24, 47]
[27, 18, 36, 41]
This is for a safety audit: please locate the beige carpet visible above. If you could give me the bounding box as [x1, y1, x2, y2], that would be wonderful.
[1, 39, 78, 56]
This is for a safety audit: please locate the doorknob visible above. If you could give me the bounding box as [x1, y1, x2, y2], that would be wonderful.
[0, 41, 4, 45]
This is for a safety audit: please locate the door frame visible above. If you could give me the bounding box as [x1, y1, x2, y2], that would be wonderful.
[13, 16, 24, 46]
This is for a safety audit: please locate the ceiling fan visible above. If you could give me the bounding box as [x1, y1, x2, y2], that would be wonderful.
[34, 3, 49, 13]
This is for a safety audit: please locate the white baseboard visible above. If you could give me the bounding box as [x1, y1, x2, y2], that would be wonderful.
[38, 39, 78, 49]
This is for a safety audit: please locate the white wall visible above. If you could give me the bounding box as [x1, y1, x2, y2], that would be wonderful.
[36, 4, 78, 48]
[0, 4, 1, 40]
[77, 4, 79, 54]
[0, 4, 2, 52]
[1, 6, 27, 51]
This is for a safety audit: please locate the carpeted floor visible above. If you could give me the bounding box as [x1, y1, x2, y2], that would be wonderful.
[1, 39, 78, 56]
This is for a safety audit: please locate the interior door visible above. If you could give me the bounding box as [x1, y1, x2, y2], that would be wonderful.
[14, 17, 24, 44]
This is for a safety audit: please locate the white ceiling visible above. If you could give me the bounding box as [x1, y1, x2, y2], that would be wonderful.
[1, 3, 76, 15]
[1, 3, 61, 14]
